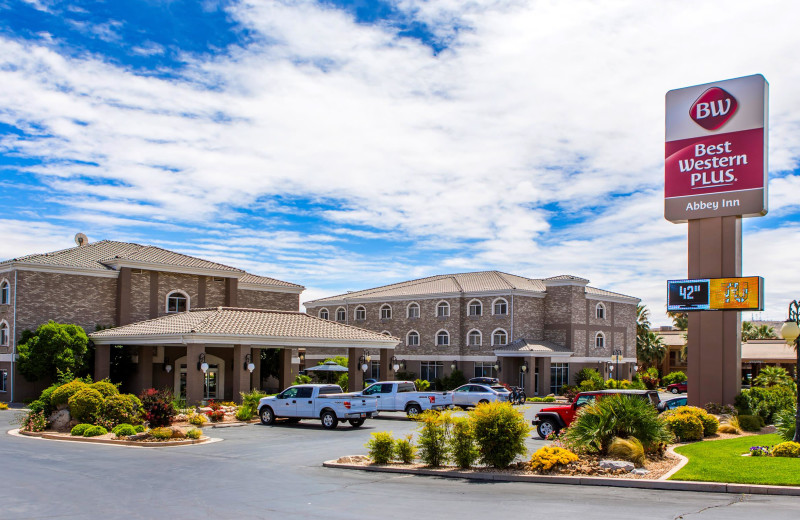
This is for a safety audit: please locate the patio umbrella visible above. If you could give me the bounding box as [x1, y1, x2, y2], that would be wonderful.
[303, 361, 348, 383]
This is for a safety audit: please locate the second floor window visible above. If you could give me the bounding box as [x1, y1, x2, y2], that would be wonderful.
[493, 298, 508, 315]
[468, 300, 482, 316]
[436, 330, 450, 346]
[355, 306, 366, 320]
[336, 307, 346, 321]
[167, 292, 188, 313]
[407, 331, 420, 346]
[0, 322, 8, 346]
[319, 309, 329, 320]
[380, 304, 392, 319]
[0, 281, 9, 305]
[407, 303, 420, 318]
[437, 301, 450, 317]
[468, 330, 481, 346]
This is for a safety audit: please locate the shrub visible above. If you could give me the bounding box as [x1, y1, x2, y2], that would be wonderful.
[366, 431, 395, 464]
[771, 441, 800, 458]
[437, 369, 467, 391]
[737, 414, 765, 432]
[704, 402, 735, 415]
[240, 389, 267, 412]
[89, 380, 119, 398]
[529, 446, 578, 472]
[29, 383, 60, 417]
[735, 386, 796, 423]
[188, 413, 208, 426]
[112, 424, 136, 437]
[139, 388, 176, 427]
[450, 417, 478, 468]
[564, 394, 671, 453]
[717, 423, 740, 434]
[574, 368, 604, 386]
[560, 385, 579, 402]
[663, 406, 718, 437]
[416, 410, 451, 467]
[749, 445, 770, 457]
[415, 379, 431, 391]
[394, 435, 416, 464]
[292, 374, 312, 385]
[661, 371, 687, 387]
[67, 387, 104, 423]
[83, 425, 107, 437]
[235, 406, 253, 421]
[71, 423, 93, 436]
[50, 380, 89, 408]
[133, 424, 146, 433]
[100, 394, 142, 426]
[775, 408, 797, 441]
[149, 427, 174, 440]
[608, 437, 645, 467]
[186, 428, 202, 440]
[0, 402, 7, 410]
[752, 366, 793, 388]
[664, 413, 703, 442]
[470, 401, 530, 468]
[18, 410, 47, 432]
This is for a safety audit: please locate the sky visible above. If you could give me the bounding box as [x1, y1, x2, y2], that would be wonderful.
[1, 0, 799, 325]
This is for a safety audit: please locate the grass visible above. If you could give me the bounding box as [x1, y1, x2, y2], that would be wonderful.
[671, 434, 800, 486]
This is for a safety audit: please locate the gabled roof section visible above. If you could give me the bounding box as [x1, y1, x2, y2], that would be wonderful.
[239, 273, 304, 289]
[495, 338, 573, 356]
[101, 245, 242, 272]
[1, 240, 141, 271]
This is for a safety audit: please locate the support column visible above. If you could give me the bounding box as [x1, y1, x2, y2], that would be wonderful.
[225, 278, 238, 307]
[347, 347, 364, 392]
[379, 350, 391, 382]
[277, 348, 292, 391]
[231, 345, 249, 403]
[540, 357, 551, 397]
[94, 344, 110, 381]
[251, 348, 262, 391]
[149, 271, 159, 319]
[186, 344, 206, 405]
[500, 357, 513, 385]
[687, 216, 742, 406]
[136, 346, 153, 393]
[523, 359, 534, 393]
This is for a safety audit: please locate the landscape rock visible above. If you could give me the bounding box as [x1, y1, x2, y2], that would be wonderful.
[598, 460, 634, 472]
[48, 409, 72, 432]
[631, 468, 650, 476]
[336, 455, 370, 464]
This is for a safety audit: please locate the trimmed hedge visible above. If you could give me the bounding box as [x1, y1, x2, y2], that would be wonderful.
[664, 413, 703, 442]
[111, 424, 137, 437]
[90, 381, 119, 398]
[68, 387, 104, 423]
[83, 425, 107, 437]
[51, 380, 88, 407]
[70, 423, 93, 436]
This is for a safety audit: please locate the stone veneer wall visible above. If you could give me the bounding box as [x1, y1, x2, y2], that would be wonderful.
[237, 289, 299, 311]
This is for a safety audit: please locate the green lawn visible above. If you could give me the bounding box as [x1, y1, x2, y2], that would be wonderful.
[671, 434, 800, 486]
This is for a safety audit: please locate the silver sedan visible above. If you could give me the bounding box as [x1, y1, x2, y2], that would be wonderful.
[451, 384, 510, 408]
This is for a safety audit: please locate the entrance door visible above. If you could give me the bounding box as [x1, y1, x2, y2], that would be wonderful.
[519, 371, 525, 390]
[534, 369, 539, 396]
[204, 365, 219, 400]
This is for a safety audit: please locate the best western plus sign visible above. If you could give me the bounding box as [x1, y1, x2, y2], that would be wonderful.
[664, 75, 768, 222]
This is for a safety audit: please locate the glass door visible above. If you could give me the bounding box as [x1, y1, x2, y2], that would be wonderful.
[204, 365, 219, 400]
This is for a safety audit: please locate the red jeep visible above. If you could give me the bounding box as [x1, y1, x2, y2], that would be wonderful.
[532, 389, 661, 438]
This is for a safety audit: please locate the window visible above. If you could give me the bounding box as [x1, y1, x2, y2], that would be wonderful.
[468, 299, 482, 316]
[492, 329, 508, 346]
[468, 329, 482, 347]
[420, 361, 443, 383]
[596, 303, 606, 320]
[0, 280, 9, 305]
[335, 307, 346, 322]
[407, 330, 420, 346]
[319, 308, 329, 320]
[295, 387, 313, 399]
[370, 360, 380, 380]
[380, 304, 392, 320]
[354, 306, 366, 320]
[0, 322, 7, 346]
[436, 301, 450, 317]
[166, 291, 189, 313]
[474, 362, 497, 379]
[407, 302, 420, 318]
[493, 298, 508, 315]
[595, 332, 605, 349]
[380, 331, 391, 336]
[0, 369, 6, 392]
[436, 330, 450, 346]
[550, 363, 569, 395]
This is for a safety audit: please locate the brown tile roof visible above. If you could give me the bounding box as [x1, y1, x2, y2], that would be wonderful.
[102, 245, 242, 272]
[239, 273, 303, 288]
[495, 338, 573, 354]
[543, 275, 590, 283]
[89, 307, 399, 343]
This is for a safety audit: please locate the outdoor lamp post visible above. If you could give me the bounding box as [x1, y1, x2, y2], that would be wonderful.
[779, 300, 800, 443]
[244, 353, 255, 373]
[493, 362, 501, 373]
[451, 360, 457, 370]
[613, 348, 623, 381]
[197, 352, 209, 373]
[163, 357, 172, 373]
[521, 360, 529, 373]
[358, 353, 369, 372]
[391, 356, 400, 372]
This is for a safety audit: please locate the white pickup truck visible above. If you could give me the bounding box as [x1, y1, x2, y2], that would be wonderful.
[360, 381, 453, 417]
[258, 384, 379, 429]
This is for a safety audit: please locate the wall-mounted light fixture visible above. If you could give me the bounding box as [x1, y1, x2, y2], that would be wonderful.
[197, 352, 209, 373]
[244, 353, 255, 373]
[163, 357, 172, 373]
[358, 353, 369, 372]
[451, 360, 457, 370]
[391, 356, 400, 372]
[493, 362, 501, 373]
[520, 360, 529, 373]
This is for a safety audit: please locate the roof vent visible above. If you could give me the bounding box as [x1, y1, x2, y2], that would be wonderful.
[74, 233, 89, 247]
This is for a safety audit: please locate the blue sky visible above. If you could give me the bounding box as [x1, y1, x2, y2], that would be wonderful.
[1, 0, 799, 324]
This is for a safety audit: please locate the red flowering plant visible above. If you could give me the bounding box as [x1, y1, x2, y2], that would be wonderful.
[205, 399, 225, 422]
[138, 388, 176, 427]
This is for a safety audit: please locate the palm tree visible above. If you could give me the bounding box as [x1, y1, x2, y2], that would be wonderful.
[742, 321, 757, 341]
[667, 311, 688, 330]
[637, 330, 667, 369]
[752, 366, 793, 387]
[636, 304, 651, 345]
[756, 324, 777, 339]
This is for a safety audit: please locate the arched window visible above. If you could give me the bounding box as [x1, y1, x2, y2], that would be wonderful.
[468, 329, 482, 346]
[492, 298, 508, 315]
[492, 328, 508, 346]
[0, 321, 9, 346]
[381, 331, 391, 336]
[407, 302, 420, 318]
[436, 330, 450, 346]
[380, 304, 392, 320]
[468, 299, 482, 316]
[354, 306, 366, 320]
[0, 280, 9, 305]
[335, 307, 346, 322]
[166, 291, 189, 313]
[436, 301, 450, 317]
[596, 303, 606, 320]
[595, 332, 606, 348]
[319, 308, 329, 320]
[407, 330, 420, 346]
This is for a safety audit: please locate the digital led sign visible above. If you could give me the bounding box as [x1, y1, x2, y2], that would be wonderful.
[667, 277, 763, 311]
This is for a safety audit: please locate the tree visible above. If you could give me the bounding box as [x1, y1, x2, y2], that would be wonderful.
[17, 321, 89, 382]
[742, 321, 777, 342]
[752, 366, 793, 387]
[636, 304, 651, 340]
[637, 331, 666, 369]
[667, 311, 688, 330]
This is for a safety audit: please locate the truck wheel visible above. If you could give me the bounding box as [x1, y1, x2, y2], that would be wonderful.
[348, 419, 365, 427]
[406, 404, 422, 417]
[259, 407, 275, 425]
[321, 411, 338, 429]
[537, 418, 558, 439]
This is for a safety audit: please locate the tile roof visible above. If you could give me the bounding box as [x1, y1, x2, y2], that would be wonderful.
[543, 275, 590, 283]
[305, 270, 636, 304]
[495, 338, 573, 354]
[90, 307, 399, 344]
[0, 239, 303, 289]
[742, 340, 797, 360]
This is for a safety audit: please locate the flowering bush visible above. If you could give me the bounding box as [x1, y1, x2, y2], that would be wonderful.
[186, 428, 202, 440]
[772, 441, 800, 458]
[395, 435, 416, 464]
[20, 410, 47, 432]
[529, 446, 578, 472]
[138, 388, 176, 427]
[205, 400, 225, 422]
[188, 413, 208, 426]
[749, 445, 770, 457]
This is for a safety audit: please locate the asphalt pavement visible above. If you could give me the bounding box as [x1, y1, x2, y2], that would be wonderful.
[1, 404, 796, 520]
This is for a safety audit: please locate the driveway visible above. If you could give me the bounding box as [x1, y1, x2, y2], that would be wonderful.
[0, 409, 797, 519]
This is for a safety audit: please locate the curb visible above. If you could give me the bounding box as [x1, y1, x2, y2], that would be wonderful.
[322, 460, 800, 496]
[10, 428, 221, 448]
